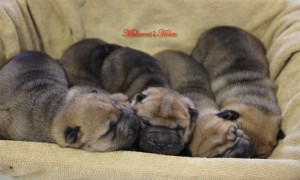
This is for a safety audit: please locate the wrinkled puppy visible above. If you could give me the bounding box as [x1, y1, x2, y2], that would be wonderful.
[95, 47, 170, 98]
[96, 47, 199, 155]
[131, 87, 198, 155]
[0, 51, 139, 152]
[61, 40, 198, 155]
[192, 26, 285, 158]
[60, 38, 121, 88]
[155, 50, 254, 158]
[60, 39, 167, 98]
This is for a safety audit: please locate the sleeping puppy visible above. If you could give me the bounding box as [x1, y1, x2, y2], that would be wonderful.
[154, 50, 254, 158]
[131, 87, 198, 155]
[0, 51, 139, 152]
[101, 48, 198, 155]
[59, 38, 115, 88]
[191, 26, 285, 158]
[60, 40, 198, 155]
[98, 48, 198, 155]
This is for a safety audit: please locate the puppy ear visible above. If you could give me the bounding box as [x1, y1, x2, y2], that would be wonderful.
[65, 126, 80, 144]
[277, 129, 285, 140]
[216, 110, 240, 120]
[91, 88, 100, 93]
[189, 108, 198, 122]
[131, 93, 147, 107]
[88, 44, 122, 76]
[136, 93, 147, 102]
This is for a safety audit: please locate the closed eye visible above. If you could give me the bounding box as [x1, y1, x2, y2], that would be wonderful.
[141, 119, 152, 126]
[101, 121, 117, 138]
[174, 125, 184, 131]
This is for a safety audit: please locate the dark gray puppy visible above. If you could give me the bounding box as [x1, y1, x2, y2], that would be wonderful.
[60, 38, 169, 98]
[60, 40, 198, 155]
[59, 38, 107, 87]
[0, 51, 139, 152]
[191, 26, 285, 158]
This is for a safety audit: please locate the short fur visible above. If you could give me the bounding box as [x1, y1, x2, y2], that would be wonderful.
[59, 38, 107, 87]
[0, 51, 139, 152]
[191, 26, 284, 158]
[155, 50, 254, 158]
[131, 87, 198, 155]
[60, 39, 198, 155]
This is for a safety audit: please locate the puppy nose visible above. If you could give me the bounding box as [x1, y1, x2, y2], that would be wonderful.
[233, 139, 255, 158]
[152, 134, 174, 149]
[154, 141, 168, 149]
[230, 134, 255, 158]
[148, 138, 169, 150]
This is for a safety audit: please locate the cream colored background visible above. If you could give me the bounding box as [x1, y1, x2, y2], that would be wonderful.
[0, 0, 300, 179]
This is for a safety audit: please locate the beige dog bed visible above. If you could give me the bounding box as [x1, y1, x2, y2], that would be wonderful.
[0, 0, 300, 179]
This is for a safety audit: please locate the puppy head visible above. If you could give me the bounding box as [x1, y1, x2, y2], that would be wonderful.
[189, 112, 254, 158]
[131, 87, 198, 155]
[51, 86, 139, 152]
[223, 103, 284, 158]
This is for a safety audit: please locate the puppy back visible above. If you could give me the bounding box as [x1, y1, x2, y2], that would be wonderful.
[100, 47, 169, 98]
[192, 26, 280, 115]
[60, 38, 106, 87]
[155, 50, 217, 110]
[0, 51, 68, 142]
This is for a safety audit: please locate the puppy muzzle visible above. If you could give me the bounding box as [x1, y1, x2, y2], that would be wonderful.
[139, 127, 184, 155]
[217, 128, 254, 158]
[117, 110, 140, 149]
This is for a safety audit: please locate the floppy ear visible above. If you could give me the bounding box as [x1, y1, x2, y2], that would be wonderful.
[136, 93, 146, 102]
[277, 129, 285, 140]
[65, 126, 80, 144]
[131, 93, 147, 107]
[189, 108, 198, 122]
[88, 44, 122, 76]
[216, 110, 240, 120]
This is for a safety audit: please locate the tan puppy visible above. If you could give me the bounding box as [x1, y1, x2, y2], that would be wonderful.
[131, 87, 198, 155]
[60, 40, 198, 155]
[191, 26, 285, 158]
[155, 50, 254, 158]
[0, 51, 139, 152]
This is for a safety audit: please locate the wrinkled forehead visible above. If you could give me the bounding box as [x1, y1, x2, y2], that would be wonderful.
[143, 87, 194, 103]
[148, 96, 191, 127]
[67, 94, 120, 114]
[150, 106, 191, 129]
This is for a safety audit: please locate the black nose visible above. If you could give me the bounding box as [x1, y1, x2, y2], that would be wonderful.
[233, 140, 255, 158]
[138, 127, 184, 155]
[149, 137, 170, 150]
[145, 134, 177, 153]
[229, 135, 255, 158]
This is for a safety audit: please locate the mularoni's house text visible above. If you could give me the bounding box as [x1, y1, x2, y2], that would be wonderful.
[123, 29, 177, 37]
